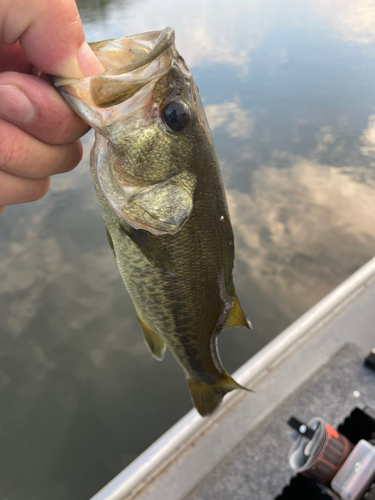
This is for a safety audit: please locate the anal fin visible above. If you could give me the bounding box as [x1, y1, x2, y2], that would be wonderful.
[224, 295, 252, 330]
[137, 314, 166, 361]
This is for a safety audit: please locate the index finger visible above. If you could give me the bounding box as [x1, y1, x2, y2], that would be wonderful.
[0, 0, 103, 78]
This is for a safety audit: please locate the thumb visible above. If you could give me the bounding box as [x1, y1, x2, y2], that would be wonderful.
[1, 0, 103, 78]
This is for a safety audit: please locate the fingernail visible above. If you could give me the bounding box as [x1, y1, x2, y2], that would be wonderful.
[78, 42, 103, 77]
[0, 85, 35, 124]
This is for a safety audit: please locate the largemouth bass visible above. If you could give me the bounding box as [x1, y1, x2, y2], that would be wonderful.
[52, 28, 252, 416]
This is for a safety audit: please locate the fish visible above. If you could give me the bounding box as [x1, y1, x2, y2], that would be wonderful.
[51, 27, 252, 417]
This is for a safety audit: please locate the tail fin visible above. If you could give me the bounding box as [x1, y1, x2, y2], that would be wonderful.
[187, 373, 252, 417]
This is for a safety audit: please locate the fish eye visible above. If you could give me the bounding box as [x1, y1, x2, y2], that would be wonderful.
[162, 101, 190, 132]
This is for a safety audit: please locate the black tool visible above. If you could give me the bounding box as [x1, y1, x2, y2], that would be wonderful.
[287, 416, 316, 440]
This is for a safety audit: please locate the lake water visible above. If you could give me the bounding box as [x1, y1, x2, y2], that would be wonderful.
[2, 0, 375, 498]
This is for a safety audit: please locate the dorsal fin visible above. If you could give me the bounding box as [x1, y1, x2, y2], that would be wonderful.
[224, 295, 252, 330]
[137, 314, 166, 361]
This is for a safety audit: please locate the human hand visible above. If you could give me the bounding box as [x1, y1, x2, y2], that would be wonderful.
[0, 0, 103, 216]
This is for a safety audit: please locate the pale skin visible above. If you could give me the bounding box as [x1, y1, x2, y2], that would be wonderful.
[0, 0, 104, 216]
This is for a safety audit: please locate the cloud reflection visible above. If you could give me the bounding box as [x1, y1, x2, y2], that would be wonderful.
[361, 111, 375, 157]
[228, 152, 375, 319]
[313, 0, 375, 45]
[205, 100, 255, 138]
[81, 0, 266, 72]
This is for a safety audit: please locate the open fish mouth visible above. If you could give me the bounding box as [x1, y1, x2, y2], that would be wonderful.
[51, 27, 179, 115]
[89, 27, 175, 77]
[84, 27, 176, 109]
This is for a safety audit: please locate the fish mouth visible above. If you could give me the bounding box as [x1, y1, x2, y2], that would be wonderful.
[51, 28, 174, 87]
[51, 28, 177, 109]
[90, 27, 175, 76]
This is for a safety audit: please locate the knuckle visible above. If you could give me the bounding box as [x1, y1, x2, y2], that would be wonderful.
[0, 124, 23, 172]
[48, 115, 73, 144]
[48, 112, 89, 145]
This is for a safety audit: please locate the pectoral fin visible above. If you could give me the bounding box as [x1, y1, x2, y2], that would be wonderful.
[224, 295, 252, 329]
[137, 315, 166, 361]
[129, 171, 197, 235]
[119, 222, 175, 274]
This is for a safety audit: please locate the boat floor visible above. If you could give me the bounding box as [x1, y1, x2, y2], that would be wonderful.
[186, 343, 375, 500]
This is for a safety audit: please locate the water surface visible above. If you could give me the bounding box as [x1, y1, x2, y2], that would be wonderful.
[2, 0, 375, 498]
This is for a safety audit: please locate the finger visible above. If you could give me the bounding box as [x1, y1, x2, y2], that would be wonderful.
[0, 0, 103, 78]
[0, 170, 50, 205]
[0, 42, 32, 74]
[0, 118, 83, 179]
[0, 72, 90, 144]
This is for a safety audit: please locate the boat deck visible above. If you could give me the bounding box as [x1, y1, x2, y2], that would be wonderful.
[186, 343, 375, 499]
[91, 258, 375, 500]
